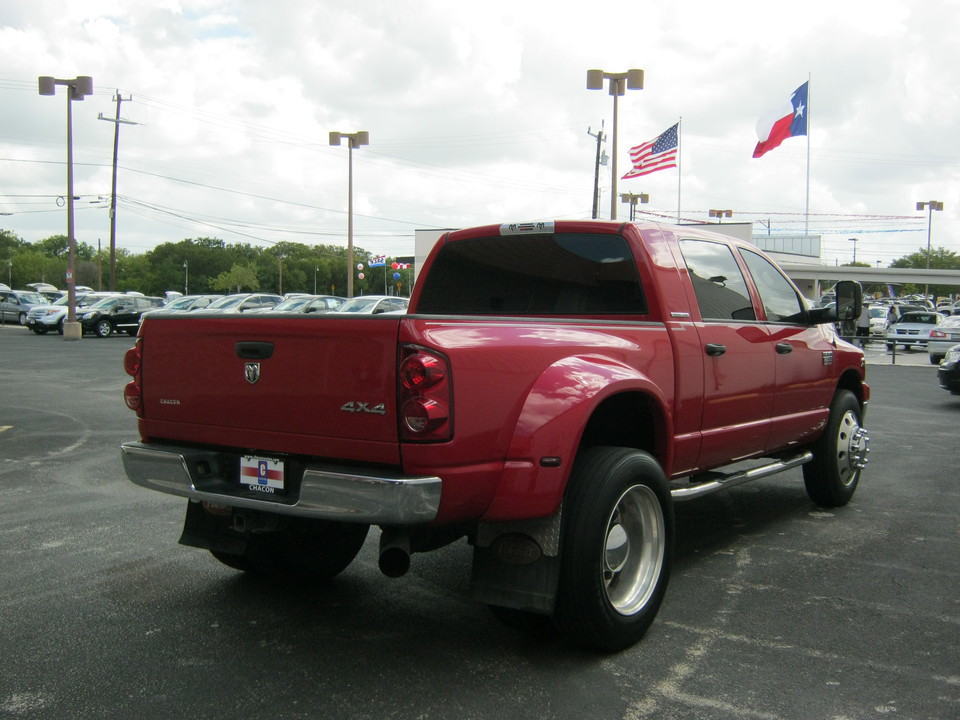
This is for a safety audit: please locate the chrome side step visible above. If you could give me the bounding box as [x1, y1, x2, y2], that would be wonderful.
[670, 452, 813, 502]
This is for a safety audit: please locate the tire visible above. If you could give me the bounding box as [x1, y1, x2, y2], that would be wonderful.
[214, 518, 370, 581]
[553, 447, 673, 651]
[885, 343, 893, 351]
[32, 326, 48, 335]
[930, 355, 943, 365]
[802, 389, 868, 507]
[57, 318, 64, 335]
[18, 312, 27, 325]
[94, 319, 113, 338]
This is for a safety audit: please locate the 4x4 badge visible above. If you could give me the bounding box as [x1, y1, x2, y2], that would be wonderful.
[244, 362, 261, 384]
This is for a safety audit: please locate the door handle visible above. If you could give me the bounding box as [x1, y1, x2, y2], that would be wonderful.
[776, 342, 794, 354]
[705, 343, 727, 356]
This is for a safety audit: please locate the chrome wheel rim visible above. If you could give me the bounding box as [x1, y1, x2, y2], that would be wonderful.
[835, 410, 868, 487]
[602, 484, 666, 616]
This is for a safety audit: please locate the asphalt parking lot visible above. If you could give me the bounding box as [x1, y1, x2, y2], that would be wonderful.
[0, 324, 957, 720]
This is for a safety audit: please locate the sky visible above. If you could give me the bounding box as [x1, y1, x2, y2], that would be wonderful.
[1, 0, 958, 270]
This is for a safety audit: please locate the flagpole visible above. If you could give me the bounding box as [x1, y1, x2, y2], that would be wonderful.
[677, 117, 682, 222]
[805, 73, 811, 235]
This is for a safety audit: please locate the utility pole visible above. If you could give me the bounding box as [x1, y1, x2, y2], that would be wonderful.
[98, 92, 137, 291]
[587, 122, 607, 219]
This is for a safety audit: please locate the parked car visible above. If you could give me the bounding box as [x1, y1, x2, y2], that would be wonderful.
[868, 306, 888, 337]
[249, 294, 345, 314]
[202, 293, 283, 314]
[333, 295, 408, 314]
[139, 294, 225, 326]
[26, 291, 121, 334]
[927, 315, 960, 364]
[937, 344, 960, 394]
[80, 295, 165, 337]
[25, 283, 63, 302]
[0, 290, 49, 325]
[154, 294, 223, 313]
[885, 311, 946, 351]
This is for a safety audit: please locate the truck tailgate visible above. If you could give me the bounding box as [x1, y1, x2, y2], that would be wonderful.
[137, 314, 402, 462]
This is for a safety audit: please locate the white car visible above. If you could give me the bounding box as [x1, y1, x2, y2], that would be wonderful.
[868, 306, 888, 337]
[885, 311, 946, 352]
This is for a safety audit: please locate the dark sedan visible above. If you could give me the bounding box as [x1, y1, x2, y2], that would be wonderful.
[937, 344, 960, 394]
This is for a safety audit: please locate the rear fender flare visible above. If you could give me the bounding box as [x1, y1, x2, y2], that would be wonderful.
[483, 355, 671, 520]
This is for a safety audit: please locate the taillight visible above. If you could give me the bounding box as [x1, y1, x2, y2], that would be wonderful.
[124, 382, 141, 411]
[123, 341, 143, 415]
[399, 346, 451, 441]
[123, 345, 141, 376]
[931, 330, 946, 338]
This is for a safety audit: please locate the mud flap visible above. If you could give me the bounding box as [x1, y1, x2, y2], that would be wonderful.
[469, 509, 564, 614]
[178, 500, 247, 556]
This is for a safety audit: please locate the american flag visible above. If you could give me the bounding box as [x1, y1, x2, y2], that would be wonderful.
[622, 123, 679, 179]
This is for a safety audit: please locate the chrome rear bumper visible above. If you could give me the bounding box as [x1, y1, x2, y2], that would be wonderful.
[120, 441, 441, 524]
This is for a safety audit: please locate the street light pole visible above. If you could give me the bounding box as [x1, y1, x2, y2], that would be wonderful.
[849, 237, 859, 264]
[39, 75, 93, 341]
[183, 260, 189, 295]
[709, 209, 733, 223]
[329, 130, 369, 298]
[587, 69, 644, 220]
[917, 200, 944, 301]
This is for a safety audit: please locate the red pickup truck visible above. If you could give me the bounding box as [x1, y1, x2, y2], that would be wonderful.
[121, 220, 869, 650]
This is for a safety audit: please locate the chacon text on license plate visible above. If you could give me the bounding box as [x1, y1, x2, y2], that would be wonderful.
[240, 455, 284, 494]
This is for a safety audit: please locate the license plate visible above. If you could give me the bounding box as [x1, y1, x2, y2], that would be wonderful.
[240, 455, 285, 494]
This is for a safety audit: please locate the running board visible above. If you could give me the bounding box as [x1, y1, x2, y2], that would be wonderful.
[670, 452, 813, 502]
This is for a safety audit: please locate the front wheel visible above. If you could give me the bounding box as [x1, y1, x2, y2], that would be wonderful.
[18, 312, 27, 325]
[94, 319, 113, 338]
[803, 389, 868, 507]
[553, 447, 673, 651]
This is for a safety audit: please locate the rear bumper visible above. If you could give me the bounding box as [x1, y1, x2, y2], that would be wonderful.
[121, 441, 441, 524]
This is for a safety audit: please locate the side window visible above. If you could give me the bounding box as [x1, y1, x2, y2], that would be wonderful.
[741, 250, 805, 323]
[678, 239, 755, 321]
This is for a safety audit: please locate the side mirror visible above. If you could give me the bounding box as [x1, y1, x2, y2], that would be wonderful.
[834, 280, 863, 322]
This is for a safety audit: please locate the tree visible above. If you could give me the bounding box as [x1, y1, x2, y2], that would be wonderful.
[0, 229, 26, 257]
[32, 235, 96, 261]
[890, 246, 960, 298]
[210, 264, 260, 293]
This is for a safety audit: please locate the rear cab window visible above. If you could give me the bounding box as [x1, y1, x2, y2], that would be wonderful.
[417, 232, 647, 316]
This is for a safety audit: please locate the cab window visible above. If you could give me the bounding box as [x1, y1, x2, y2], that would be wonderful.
[741, 249, 805, 323]
[678, 239, 755, 321]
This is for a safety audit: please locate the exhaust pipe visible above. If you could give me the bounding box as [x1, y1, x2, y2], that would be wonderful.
[378, 528, 411, 578]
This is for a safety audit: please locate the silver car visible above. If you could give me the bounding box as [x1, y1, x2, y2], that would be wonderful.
[334, 295, 408, 314]
[927, 315, 960, 364]
[0, 290, 49, 325]
[203, 293, 283, 314]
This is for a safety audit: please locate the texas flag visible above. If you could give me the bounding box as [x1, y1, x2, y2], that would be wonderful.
[752, 81, 808, 158]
